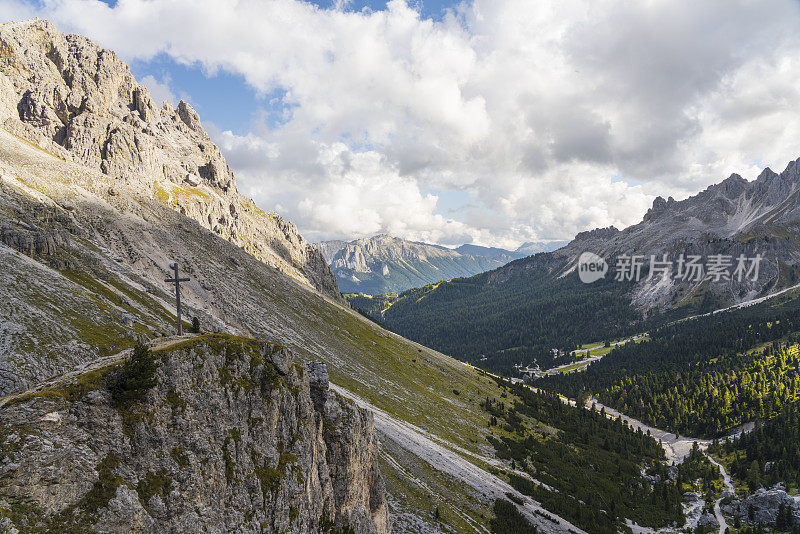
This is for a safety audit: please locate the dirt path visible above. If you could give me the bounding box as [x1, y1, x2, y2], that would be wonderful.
[0, 334, 201, 409]
[680, 281, 800, 324]
[705, 454, 736, 534]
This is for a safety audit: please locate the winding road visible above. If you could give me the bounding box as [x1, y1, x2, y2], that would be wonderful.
[539, 334, 647, 376]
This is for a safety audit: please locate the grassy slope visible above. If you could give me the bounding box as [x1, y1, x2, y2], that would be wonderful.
[0, 130, 525, 532]
[347, 267, 640, 376]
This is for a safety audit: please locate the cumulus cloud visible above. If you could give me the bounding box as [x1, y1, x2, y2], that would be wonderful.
[11, 0, 800, 246]
[140, 74, 176, 107]
[331, 0, 353, 11]
[211, 128, 475, 244]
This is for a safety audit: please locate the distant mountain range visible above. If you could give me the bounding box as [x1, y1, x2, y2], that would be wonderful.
[349, 157, 800, 373]
[455, 240, 568, 262]
[317, 235, 567, 294]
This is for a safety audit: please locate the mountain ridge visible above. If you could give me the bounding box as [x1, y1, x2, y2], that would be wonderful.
[318, 234, 506, 294]
[350, 156, 800, 374]
[480, 155, 800, 311]
[318, 234, 567, 294]
[0, 18, 339, 299]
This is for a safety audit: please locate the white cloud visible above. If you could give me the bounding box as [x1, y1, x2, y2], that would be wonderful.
[140, 74, 176, 106]
[332, 0, 353, 11]
[13, 0, 800, 246]
[0, 0, 35, 21]
[212, 128, 475, 245]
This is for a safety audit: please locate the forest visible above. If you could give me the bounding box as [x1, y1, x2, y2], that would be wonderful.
[542, 303, 800, 436]
[481, 375, 684, 533]
[346, 249, 751, 375]
[709, 400, 800, 493]
[489, 499, 538, 533]
[348, 258, 642, 374]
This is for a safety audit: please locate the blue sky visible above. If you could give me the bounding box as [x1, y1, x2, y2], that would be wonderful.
[130, 55, 259, 133]
[128, 0, 459, 135]
[99, 0, 456, 18]
[9, 0, 800, 247]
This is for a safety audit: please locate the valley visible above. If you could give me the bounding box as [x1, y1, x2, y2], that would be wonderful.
[0, 21, 683, 533]
[358, 262, 800, 532]
[5, 116, 798, 530]
[535, 297, 800, 531]
[1, 13, 800, 534]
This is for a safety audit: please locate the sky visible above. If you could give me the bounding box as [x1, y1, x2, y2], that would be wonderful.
[4, 0, 800, 248]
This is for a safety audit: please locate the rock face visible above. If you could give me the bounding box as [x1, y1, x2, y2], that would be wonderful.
[462, 156, 800, 314]
[318, 234, 506, 294]
[722, 486, 800, 526]
[0, 335, 389, 533]
[0, 19, 339, 299]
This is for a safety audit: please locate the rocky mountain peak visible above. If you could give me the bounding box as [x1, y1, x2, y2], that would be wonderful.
[719, 173, 748, 198]
[0, 18, 236, 192]
[756, 166, 778, 182]
[785, 158, 800, 178]
[748, 160, 798, 207]
[529, 155, 800, 313]
[176, 100, 204, 133]
[0, 18, 341, 299]
[573, 226, 620, 242]
[643, 196, 674, 221]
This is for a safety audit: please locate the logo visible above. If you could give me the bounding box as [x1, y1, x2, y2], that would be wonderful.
[578, 252, 608, 283]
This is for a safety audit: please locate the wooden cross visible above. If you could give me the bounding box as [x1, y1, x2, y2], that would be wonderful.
[165, 262, 190, 335]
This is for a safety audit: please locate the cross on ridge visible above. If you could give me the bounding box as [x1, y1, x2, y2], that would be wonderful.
[165, 262, 190, 335]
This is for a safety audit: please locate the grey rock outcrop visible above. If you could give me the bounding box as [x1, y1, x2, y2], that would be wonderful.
[0, 335, 390, 533]
[643, 196, 674, 221]
[697, 512, 719, 530]
[317, 240, 349, 263]
[721, 486, 800, 526]
[0, 19, 339, 300]
[484, 154, 800, 313]
[0, 200, 80, 270]
[0, 225, 68, 256]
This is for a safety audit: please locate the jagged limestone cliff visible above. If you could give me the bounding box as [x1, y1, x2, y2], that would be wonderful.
[0, 18, 338, 298]
[0, 334, 389, 533]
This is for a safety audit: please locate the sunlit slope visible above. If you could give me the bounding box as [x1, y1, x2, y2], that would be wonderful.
[0, 128, 547, 532]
